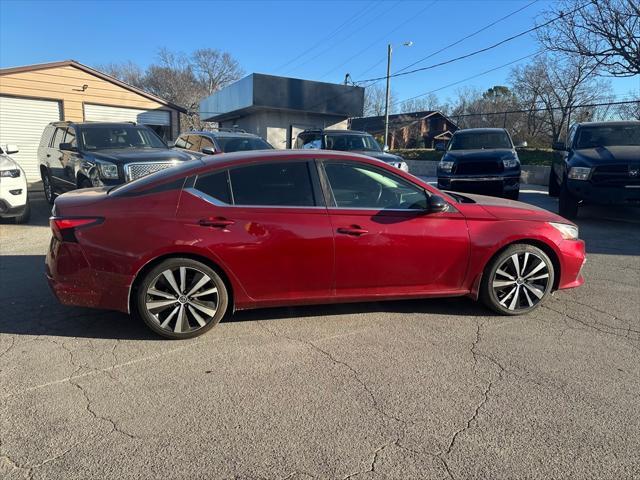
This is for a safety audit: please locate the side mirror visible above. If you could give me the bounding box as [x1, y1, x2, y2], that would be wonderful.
[201, 147, 216, 155]
[435, 143, 445, 152]
[428, 194, 447, 213]
[59, 143, 77, 152]
[4, 144, 19, 154]
[552, 141, 566, 151]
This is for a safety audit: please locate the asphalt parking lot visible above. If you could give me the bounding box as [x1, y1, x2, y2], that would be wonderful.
[1, 185, 639, 480]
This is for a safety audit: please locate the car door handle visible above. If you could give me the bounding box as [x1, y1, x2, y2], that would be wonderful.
[198, 217, 235, 228]
[337, 226, 368, 236]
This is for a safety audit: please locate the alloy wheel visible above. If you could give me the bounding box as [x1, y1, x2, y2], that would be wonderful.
[43, 174, 54, 203]
[491, 252, 550, 311]
[144, 266, 219, 334]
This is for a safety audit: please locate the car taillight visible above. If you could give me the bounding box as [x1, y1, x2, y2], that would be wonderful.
[50, 217, 103, 242]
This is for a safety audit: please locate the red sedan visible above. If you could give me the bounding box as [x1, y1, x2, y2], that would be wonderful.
[46, 150, 585, 339]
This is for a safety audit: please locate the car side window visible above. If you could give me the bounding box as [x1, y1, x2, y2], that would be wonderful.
[199, 136, 215, 152]
[195, 171, 231, 204]
[175, 135, 189, 149]
[64, 127, 77, 148]
[229, 161, 315, 207]
[185, 135, 202, 152]
[324, 162, 427, 210]
[51, 127, 67, 148]
[567, 126, 577, 149]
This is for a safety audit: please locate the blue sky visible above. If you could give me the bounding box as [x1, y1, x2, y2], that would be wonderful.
[1, 0, 638, 106]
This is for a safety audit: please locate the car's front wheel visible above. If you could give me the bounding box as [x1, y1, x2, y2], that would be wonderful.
[136, 258, 229, 339]
[480, 244, 554, 315]
[559, 183, 579, 219]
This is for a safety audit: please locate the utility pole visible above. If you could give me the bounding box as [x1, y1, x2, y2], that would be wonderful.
[384, 44, 392, 150]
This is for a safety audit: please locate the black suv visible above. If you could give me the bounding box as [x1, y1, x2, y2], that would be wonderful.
[550, 121, 640, 219]
[175, 129, 273, 155]
[437, 128, 521, 200]
[38, 122, 194, 204]
[295, 129, 409, 172]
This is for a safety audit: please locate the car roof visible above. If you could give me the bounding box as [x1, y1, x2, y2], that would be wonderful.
[183, 130, 262, 138]
[49, 121, 141, 128]
[455, 128, 507, 134]
[576, 120, 640, 128]
[301, 129, 370, 135]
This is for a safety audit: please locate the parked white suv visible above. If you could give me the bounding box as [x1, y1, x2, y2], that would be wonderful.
[0, 145, 30, 224]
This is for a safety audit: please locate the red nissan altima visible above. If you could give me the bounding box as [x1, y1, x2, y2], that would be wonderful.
[46, 150, 585, 339]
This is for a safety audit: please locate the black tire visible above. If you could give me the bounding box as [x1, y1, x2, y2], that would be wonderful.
[548, 168, 560, 197]
[135, 258, 229, 339]
[505, 189, 519, 201]
[559, 183, 579, 219]
[78, 177, 92, 189]
[42, 169, 55, 205]
[480, 243, 554, 316]
[12, 196, 30, 224]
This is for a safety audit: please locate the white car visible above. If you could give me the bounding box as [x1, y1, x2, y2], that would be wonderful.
[0, 145, 30, 224]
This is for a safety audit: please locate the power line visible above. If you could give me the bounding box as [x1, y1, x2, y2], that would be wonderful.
[394, 0, 540, 75]
[273, 3, 375, 73]
[318, 0, 438, 81]
[354, 0, 592, 84]
[282, 0, 404, 76]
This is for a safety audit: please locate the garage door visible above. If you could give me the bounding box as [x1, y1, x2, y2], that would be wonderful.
[83, 104, 170, 126]
[0, 96, 62, 183]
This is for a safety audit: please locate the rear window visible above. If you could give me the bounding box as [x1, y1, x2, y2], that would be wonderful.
[229, 162, 315, 207]
[216, 136, 272, 153]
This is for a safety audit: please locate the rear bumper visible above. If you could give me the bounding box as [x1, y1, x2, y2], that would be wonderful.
[557, 239, 586, 290]
[46, 237, 131, 313]
[566, 180, 640, 205]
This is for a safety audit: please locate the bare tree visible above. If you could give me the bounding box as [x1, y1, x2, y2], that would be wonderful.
[96, 48, 244, 131]
[363, 85, 396, 117]
[510, 54, 612, 142]
[398, 93, 443, 114]
[616, 92, 640, 120]
[537, 0, 640, 77]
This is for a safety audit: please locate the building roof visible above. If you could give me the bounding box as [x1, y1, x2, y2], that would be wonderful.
[0, 60, 187, 113]
[200, 73, 364, 122]
[350, 110, 457, 132]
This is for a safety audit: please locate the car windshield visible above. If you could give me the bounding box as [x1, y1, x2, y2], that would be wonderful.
[79, 125, 166, 151]
[325, 133, 382, 152]
[449, 131, 512, 150]
[216, 136, 272, 153]
[575, 125, 640, 149]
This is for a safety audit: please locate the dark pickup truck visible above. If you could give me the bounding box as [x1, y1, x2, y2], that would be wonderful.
[38, 121, 194, 204]
[550, 121, 640, 219]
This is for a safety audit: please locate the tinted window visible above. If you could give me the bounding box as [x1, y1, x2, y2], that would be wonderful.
[324, 162, 427, 210]
[195, 171, 231, 204]
[296, 132, 322, 149]
[325, 133, 381, 152]
[79, 125, 166, 150]
[449, 131, 512, 150]
[575, 125, 640, 148]
[52, 128, 66, 148]
[230, 162, 315, 207]
[185, 135, 202, 152]
[216, 136, 272, 153]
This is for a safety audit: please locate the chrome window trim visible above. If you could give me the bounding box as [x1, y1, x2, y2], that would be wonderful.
[183, 188, 326, 210]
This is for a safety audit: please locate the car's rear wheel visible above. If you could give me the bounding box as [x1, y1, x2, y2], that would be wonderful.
[136, 258, 229, 339]
[480, 244, 554, 315]
[559, 183, 579, 219]
[42, 169, 55, 204]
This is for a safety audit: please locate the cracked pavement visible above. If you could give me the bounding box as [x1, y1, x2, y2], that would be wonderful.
[1, 188, 639, 479]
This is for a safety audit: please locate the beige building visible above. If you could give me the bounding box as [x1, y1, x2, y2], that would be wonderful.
[0, 60, 184, 182]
